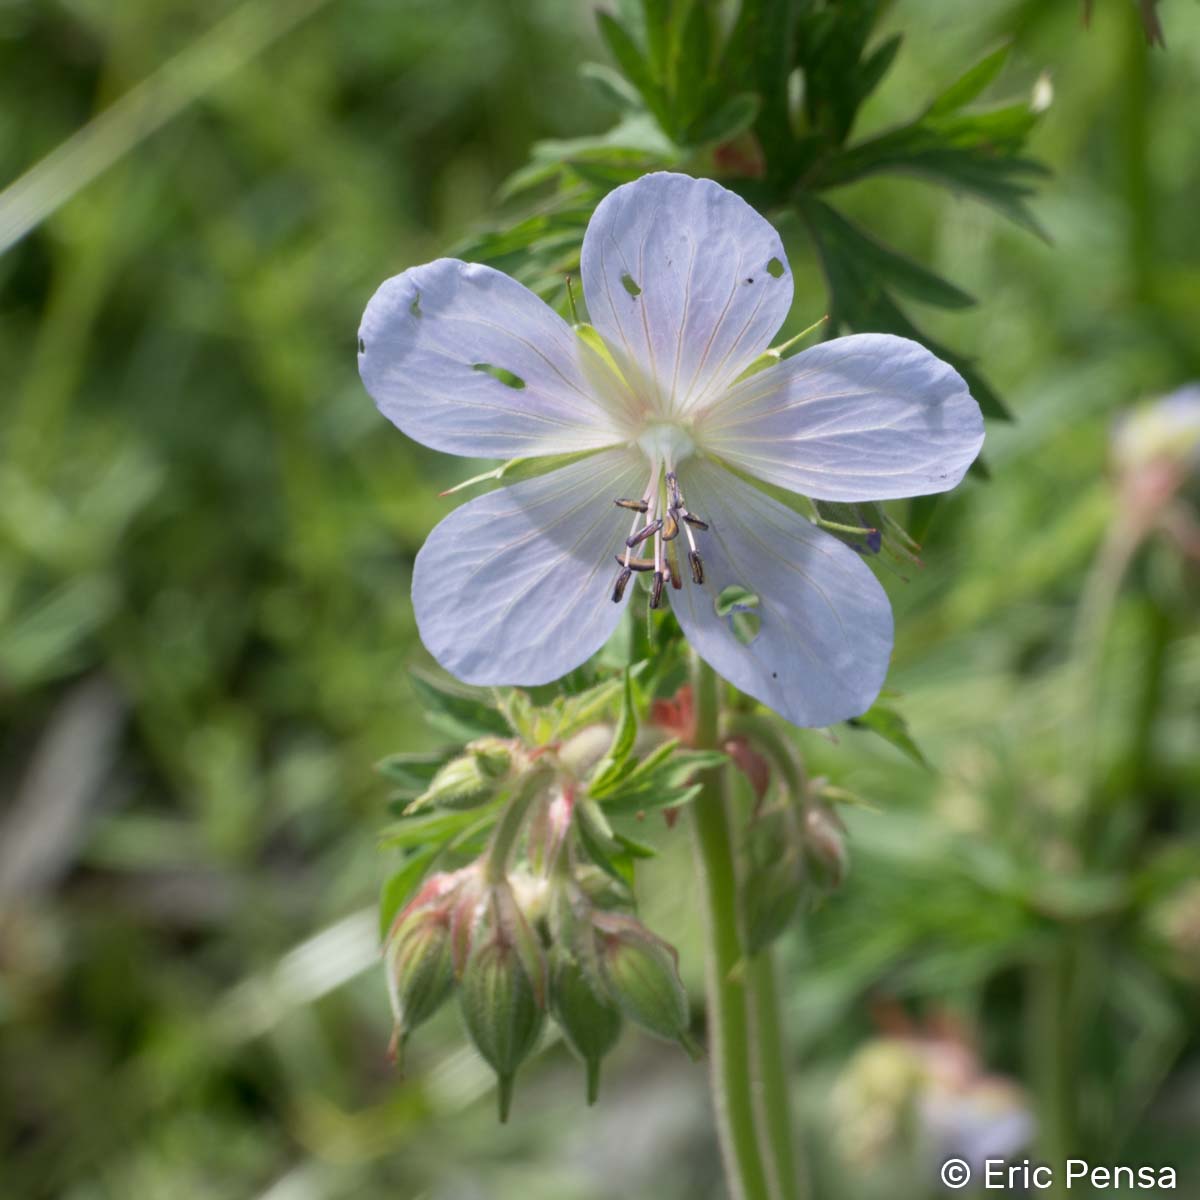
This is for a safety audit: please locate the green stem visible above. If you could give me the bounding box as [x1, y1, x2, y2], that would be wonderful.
[1029, 939, 1080, 1200]
[689, 654, 782, 1200]
[747, 951, 804, 1200]
[483, 766, 551, 885]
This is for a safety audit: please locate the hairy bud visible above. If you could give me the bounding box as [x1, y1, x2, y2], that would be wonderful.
[458, 884, 547, 1121]
[594, 912, 699, 1057]
[408, 739, 513, 814]
[549, 948, 623, 1104]
[803, 802, 849, 892]
[741, 803, 807, 953]
[383, 871, 471, 1065]
[384, 908, 455, 1063]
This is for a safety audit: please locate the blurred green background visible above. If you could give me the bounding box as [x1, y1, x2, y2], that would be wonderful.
[1, 1, 1197, 1197]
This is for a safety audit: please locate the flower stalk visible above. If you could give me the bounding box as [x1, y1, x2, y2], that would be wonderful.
[689, 653, 801, 1200]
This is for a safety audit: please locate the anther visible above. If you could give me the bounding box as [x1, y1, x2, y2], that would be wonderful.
[614, 498, 649, 513]
[682, 512, 709, 531]
[615, 554, 656, 572]
[688, 550, 705, 585]
[650, 571, 665, 609]
[627, 519, 662, 548]
[611, 567, 633, 603]
[662, 509, 680, 541]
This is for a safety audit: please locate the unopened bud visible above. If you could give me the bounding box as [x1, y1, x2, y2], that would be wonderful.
[549, 948, 622, 1104]
[803, 803, 849, 892]
[741, 803, 806, 953]
[468, 736, 514, 779]
[594, 912, 699, 1058]
[383, 870, 474, 1064]
[572, 863, 634, 911]
[458, 885, 547, 1121]
[408, 743, 511, 813]
[384, 907, 455, 1063]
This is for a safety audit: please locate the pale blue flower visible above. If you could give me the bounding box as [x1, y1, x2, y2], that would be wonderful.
[358, 173, 983, 727]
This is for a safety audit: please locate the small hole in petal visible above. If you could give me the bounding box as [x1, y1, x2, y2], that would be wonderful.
[410, 293, 422, 316]
[472, 362, 526, 389]
[620, 272, 642, 297]
[744, 277, 754, 285]
[766, 257, 785, 279]
[357, 337, 365, 354]
[715, 584, 762, 647]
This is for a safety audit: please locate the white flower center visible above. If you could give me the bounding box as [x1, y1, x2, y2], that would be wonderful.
[636, 422, 695, 466]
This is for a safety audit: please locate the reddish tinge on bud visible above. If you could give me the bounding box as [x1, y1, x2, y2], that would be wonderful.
[384, 873, 465, 1066]
[458, 883, 548, 1121]
[803, 803, 849, 892]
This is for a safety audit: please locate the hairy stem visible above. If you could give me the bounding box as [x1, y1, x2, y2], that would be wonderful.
[690, 654, 795, 1200]
[747, 950, 804, 1200]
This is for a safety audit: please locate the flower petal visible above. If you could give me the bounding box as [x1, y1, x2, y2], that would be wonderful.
[697, 334, 984, 501]
[671, 459, 893, 727]
[359, 258, 630, 458]
[412, 448, 647, 686]
[580, 172, 793, 416]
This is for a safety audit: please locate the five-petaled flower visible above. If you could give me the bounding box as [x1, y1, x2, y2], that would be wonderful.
[358, 173, 983, 727]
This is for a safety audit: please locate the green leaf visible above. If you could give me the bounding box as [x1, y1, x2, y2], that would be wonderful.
[596, 11, 670, 129]
[847, 701, 929, 768]
[588, 670, 639, 795]
[378, 804, 497, 851]
[379, 845, 442, 940]
[579, 61, 645, 113]
[927, 44, 1011, 117]
[408, 669, 511, 741]
[802, 197, 975, 310]
[595, 738, 726, 813]
[684, 91, 762, 147]
[376, 750, 455, 796]
[673, 0, 713, 130]
[576, 797, 636, 886]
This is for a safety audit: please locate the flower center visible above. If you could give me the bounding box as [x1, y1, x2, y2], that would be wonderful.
[636, 422, 695, 466]
[610, 462, 709, 609]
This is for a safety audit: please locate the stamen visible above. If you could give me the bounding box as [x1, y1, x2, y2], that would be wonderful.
[611, 567, 633, 603]
[621, 464, 660, 570]
[662, 509, 680, 541]
[650, 571, 665, 609]
[682, 512, 709, 531]
[615, 554, 656, 572]
[614, 498, 649, 513]
[666, 541, 682, 590]
[688, 550, 705, 585]
[626, 519, 662, 548]
[666, 471, 683, 510]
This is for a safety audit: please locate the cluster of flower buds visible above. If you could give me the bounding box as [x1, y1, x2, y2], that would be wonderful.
[383, 718, 699, 1119]
[723, 724, 852, 954]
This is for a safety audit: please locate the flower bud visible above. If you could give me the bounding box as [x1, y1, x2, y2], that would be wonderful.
[406, 740, 514, 814]
[594, 912, 699, 1058]
[803, 802, 849, 892]
[468, 736, 514, 779]
[741, 803, 806, 953]
[458, 884, 547, 1121]
[384, 906, 455, 1064]
[549, 948, 622, 1104]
